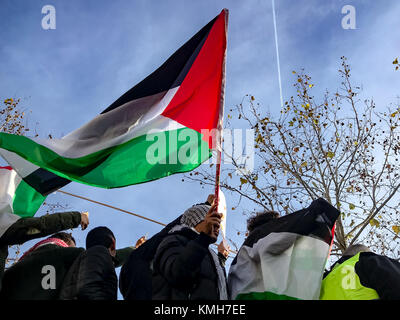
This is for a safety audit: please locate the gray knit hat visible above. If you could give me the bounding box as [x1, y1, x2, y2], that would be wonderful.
[180, 204, 211, 228]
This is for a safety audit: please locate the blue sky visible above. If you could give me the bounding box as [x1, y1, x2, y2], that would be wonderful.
[1, 0, 399, 298]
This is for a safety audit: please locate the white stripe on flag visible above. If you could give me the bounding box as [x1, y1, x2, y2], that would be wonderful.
[28, 87, 183, 158]
[228, 232, 329, 300]
[0, 168, 22, 237]
[0, 150, 39, 178]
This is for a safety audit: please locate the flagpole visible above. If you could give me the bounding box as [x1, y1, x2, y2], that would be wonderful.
[57, 189, 167, 227]
[214, 9, 228, 241]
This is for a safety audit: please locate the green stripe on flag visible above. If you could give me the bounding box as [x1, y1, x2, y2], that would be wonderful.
[235, 291, 300, 300]
[12, 180, 46, 218]
[0, 128, 211, 188]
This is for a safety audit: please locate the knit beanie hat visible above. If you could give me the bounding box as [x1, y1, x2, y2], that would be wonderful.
[180, 204, 211, 228]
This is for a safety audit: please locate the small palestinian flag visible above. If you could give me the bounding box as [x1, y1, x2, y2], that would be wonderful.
[0, 9, 228, 189]
[228, 198, 339, 300]
[0, 166, 45, 237]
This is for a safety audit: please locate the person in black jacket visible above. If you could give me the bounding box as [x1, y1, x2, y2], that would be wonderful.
[119, 194, 222, 300]
[0, 210, 89, 291]
[0, 232, 84, 300]
[59, 226, 118, 300]
[152, 203, 228, 300]
[119, 214, 183, 300]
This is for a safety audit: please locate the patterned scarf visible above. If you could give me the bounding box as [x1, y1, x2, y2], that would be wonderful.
[19, 238, 70, 261]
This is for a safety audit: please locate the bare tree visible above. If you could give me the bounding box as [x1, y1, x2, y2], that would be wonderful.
[186, 57, 400, 259]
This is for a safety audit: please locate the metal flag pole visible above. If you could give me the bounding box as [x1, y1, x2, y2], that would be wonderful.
[58, 189, 167, 227]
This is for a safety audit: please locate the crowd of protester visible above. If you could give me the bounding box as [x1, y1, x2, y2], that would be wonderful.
[0, 194, 399, 300]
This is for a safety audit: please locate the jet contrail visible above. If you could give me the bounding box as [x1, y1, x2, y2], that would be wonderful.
[272, 0, 283, 108]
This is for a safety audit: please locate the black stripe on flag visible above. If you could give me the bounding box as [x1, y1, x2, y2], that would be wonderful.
[23, 153, 113, 195]
[101, 16, 217, 114]
[24, 168, 70, 196]
[243, 198, 339, 248]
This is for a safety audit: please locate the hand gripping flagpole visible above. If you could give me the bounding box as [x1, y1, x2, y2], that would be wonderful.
[214, 9, 229, 241]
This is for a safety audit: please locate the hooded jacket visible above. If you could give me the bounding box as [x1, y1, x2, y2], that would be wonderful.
[59, 245, 118, 300]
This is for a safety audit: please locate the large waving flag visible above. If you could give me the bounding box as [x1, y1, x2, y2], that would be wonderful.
[0, 9, 228, 189]
[228, 198, 339, 300]
[0, 166, 46, 237]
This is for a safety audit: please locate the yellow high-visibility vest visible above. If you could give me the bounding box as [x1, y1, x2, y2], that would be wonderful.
[320, 253, 379, 300]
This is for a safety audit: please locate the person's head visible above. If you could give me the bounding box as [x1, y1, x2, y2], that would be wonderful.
[181, 204, 220, 242]
[343, 244, 371, 257]
[50, 232, 76, 247]
[86, 226, 116, 256]
[246, 210, 280, 233]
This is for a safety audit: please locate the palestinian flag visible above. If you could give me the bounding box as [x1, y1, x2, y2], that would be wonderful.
[0, 166, 46, 237]
[228, 198, 339, 300]
[0, 9, 228, 189]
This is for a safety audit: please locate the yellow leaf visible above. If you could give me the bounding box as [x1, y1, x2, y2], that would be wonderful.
[392, 226, 400, 234]
[312, 181, 318, 188]
[300, 161, 307, 167]
[240, 177, 248, 185]
[326, 151, 335, 159]
[354, 141, 358, 146]
[349, 203, 355, 210]
[369, 219, 380, 227]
